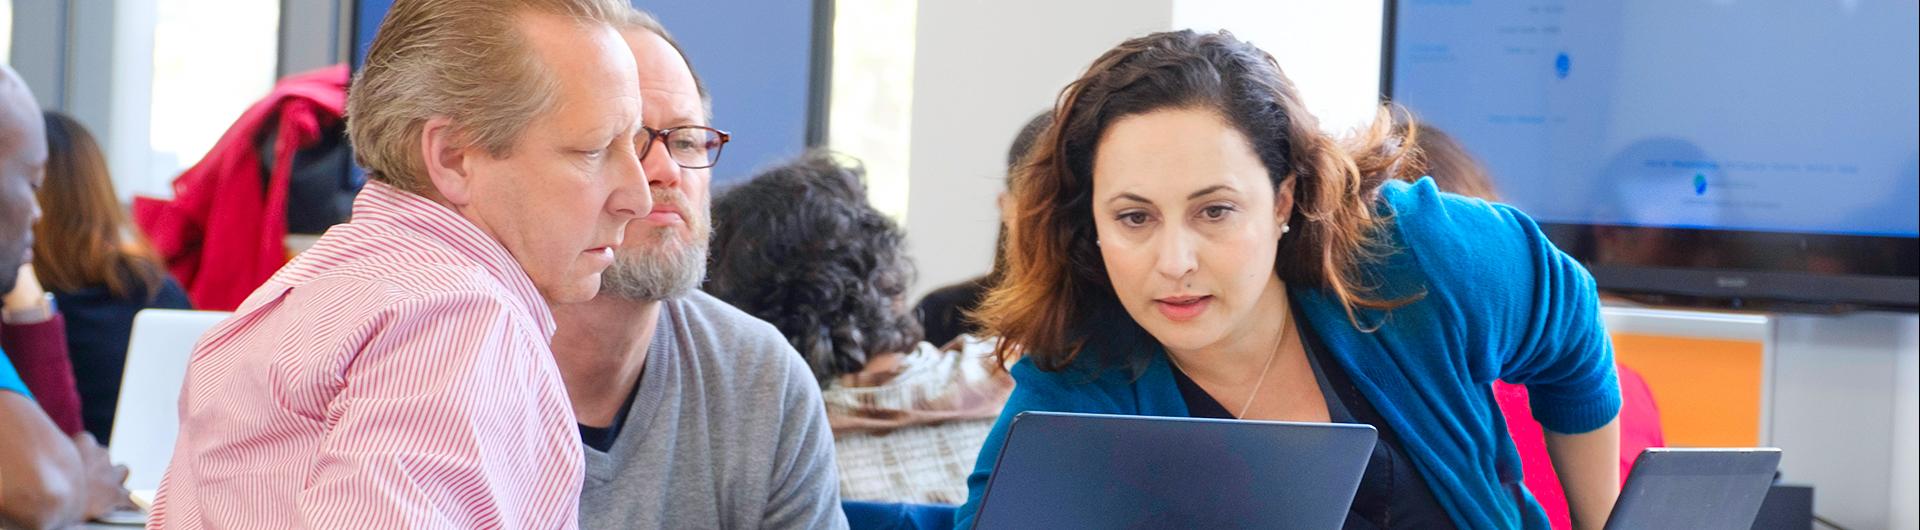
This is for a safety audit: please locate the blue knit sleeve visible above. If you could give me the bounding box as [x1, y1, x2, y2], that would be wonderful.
[957, 359, 1062, 527]
[1493, 205, 1620, 434]
[956, 357, 1143, 527]
[0, 347, 31, 399]
[1386, 179, 1620, 434]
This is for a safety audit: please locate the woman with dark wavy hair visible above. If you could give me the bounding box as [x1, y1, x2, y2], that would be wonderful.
[705, 153, 1013, 505]
[962, 30, 1622, 528]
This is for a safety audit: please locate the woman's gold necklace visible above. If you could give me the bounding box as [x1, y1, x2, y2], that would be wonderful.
[1168, 309, 1289, 419]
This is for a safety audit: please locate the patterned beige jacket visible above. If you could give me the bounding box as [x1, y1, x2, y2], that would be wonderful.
[823, 335, 1014, 505]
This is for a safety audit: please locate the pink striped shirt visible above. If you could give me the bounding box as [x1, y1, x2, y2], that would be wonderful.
[150, 181, 583, 529]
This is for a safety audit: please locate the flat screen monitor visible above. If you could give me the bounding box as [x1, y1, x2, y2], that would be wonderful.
[1382, 0, 1918, 311]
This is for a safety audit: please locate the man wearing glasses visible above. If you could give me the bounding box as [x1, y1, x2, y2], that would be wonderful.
[549, 8, 848, 529]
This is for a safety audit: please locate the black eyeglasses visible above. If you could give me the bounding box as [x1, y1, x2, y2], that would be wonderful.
[638, 125, 732, 169]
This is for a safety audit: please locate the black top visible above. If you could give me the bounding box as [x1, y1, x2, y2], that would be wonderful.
[912, 275, 991, 347]
[53, 274, 192, 441]
[575, 311, 673, 453]
[577, 375, 643, 453]
[1171, 307, 1458, 529]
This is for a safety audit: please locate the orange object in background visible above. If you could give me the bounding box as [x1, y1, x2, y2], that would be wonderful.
[1612, 333, 1767, 447]
[1499, 322, 1769, 530]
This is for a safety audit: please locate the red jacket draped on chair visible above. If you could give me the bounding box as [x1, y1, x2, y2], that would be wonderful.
[133, 65, 349, 311]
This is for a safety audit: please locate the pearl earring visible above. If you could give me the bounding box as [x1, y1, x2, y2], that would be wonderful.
[1281, 224, 1291, 234]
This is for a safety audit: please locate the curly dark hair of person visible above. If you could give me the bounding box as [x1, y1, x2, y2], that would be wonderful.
[705, 152, 924, 386]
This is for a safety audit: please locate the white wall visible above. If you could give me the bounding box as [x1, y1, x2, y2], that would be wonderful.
[26, 1, 158, 202]
[16, 2, 280, 201]
[1770, 312, 1920, 529]
[905, 0, 1174, 298]
[104, 1, 157, 202]
[1894, 316, 1919, 530]
[5, 0, 62, 110]
[1171, 0, 1383, 135]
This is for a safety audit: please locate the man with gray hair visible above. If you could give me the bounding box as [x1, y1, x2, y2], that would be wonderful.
[152, 0, 652, 527]
[548, 8, 848, 529]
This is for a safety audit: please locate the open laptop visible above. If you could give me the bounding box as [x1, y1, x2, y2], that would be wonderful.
[972, 411, 1378, 529]
[101, 309, 233, 525]
[1604, 447, 1783, 530]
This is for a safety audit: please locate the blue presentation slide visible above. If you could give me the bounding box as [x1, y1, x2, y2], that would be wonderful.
[1393, 0, 1918, 238]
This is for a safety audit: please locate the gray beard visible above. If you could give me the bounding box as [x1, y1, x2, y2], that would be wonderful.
[599, 224, 708, 302]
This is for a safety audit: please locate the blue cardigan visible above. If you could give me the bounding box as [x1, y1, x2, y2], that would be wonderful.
[957, 179, 1621, 529]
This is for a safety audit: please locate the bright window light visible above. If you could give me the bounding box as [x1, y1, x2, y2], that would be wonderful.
[146, 0, 280, 190]
[827, 0, 918, 222]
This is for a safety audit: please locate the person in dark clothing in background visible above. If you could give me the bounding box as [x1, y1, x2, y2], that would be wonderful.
[34, 111, 193, 442]
[912, 111, 1052, 347]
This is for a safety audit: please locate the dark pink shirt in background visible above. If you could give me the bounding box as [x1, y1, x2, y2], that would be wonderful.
[2, 314, 84, 434]
[1497, 363, 1666, 530]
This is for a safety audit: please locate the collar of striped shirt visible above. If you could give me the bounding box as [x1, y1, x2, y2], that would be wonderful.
[284, 179, 557, 338]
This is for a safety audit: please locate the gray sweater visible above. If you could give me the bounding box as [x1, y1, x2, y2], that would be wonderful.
[578, 291, 848, 529]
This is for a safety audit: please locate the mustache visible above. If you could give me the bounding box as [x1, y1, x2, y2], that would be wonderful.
[652, 188, 703, 218]
[644, 188, 709, 238]
[653, 188, 687, 210]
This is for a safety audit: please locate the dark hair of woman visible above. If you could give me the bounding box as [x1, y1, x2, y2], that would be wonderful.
[33, 111, 170, 301]
[975, 30, 1423, 372]
[705, 152, 924, 385]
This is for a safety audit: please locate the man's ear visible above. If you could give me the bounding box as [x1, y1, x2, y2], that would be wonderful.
[421, 116, 476, 205]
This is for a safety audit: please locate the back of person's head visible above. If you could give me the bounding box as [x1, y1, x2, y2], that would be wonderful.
[980, 30, 1420, 371]
[1006, 111, 1055, 172]
[33, 111, 168, 300]
[1404, 122, 1502, 202]
[982, 110, 1057, 288]
[607, 8, 711, 111]
[346, 0, 632, 193]
[0, 66, 39, 163]
[706, 153, 922, 385]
